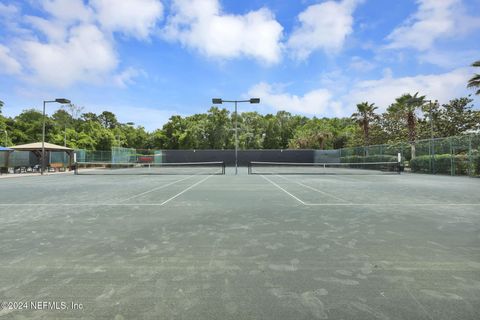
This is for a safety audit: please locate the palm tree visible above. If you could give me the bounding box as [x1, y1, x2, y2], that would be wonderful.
[351, 102, 378, 147]
[388, 93, 425, 158]
[314, 131, 333, 150]
[288, 130, 332, 149]
[467, 60, 480, 95]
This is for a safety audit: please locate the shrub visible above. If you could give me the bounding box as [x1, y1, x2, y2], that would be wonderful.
[410, 154, 478, 175]
[340, 155, 398, 164]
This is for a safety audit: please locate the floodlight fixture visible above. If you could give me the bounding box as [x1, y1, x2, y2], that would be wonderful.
[55, 98, 71, 104]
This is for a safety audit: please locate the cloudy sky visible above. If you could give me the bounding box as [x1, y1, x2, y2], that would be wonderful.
[0, 0, 479, 130]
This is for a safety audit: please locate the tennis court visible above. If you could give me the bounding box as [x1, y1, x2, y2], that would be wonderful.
[0, 166, 479, 319]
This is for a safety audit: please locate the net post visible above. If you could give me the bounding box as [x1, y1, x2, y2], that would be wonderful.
[74, 162, 78, 175]
[397, 153, 402, 174]
[222, 161, 225, 175]
[248, 162, 251, 175]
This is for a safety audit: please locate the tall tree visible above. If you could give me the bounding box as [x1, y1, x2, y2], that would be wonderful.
[423, 97, 480, 137]
[238, 111, 266, 149]
[13, 109, 46, 144]
[467, 60, 480, 95]
[351, 102, 378, 147]
[161, 115, 186, 149]
[206, 107, 230, 149]
[388, 93, 425, 158]
[82, 112, 99, 122]
[98, 111, 118, 129]
[52, 109, 73, 146]
[288, 118, 333, 149]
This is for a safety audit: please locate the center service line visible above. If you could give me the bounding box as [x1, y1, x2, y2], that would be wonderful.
[275, 174, 350, 203]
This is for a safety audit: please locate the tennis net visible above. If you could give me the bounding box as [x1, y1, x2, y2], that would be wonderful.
[74, 161, 225, 175]
[248, 161, 401, 175]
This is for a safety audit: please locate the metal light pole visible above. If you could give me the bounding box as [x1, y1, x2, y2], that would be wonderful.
[64, 122, 67, 147]
[234, 101, 238, 174]
[212, 98, 260, 175]
[425, 99, 438, 174]
[42, 98, 71, 175]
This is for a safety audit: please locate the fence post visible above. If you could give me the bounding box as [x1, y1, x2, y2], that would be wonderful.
[450, 139, 454, 176]
[429, 139, 432, 174]
[468, 135, 472, 177]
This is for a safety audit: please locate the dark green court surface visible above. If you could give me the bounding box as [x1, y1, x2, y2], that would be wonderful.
[0, 169, 479, 319]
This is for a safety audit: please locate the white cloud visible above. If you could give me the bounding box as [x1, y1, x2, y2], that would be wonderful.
[113, 67, 144, 87]
[163, 0, 283, 64]
[0, 3, 30, 37]
[247, 68, 473, 118]
[386, 0, 480, 51]
[349, 56, 375, 72]
[91, 0, 164, 39]
[23, 16, 68, 42]
[4, 0, 163, 88]
[248, 82, 340, 116]
[42, 0, 94, 24]
[21, 24, 118, 87]
[348, 68, 472, 110]
[418, 49, 479, 69]
[0, 44, 22, 75]
[0, 3, 19, 16]
[287, 0, 363, 60]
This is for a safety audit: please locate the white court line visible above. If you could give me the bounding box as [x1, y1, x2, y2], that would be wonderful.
[258, 175, 480, 207]
[119, 175, 196, 202]
[304, 203, 480, 206]
[157, 174, 212, 206]
[0, 174, 213, 207]
[260, 175, 306, 205]
[276, 175, 349, 203]
[1, 203, 480, 207]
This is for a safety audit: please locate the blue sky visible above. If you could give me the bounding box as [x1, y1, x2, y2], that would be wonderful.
[0, 0, 479, 131]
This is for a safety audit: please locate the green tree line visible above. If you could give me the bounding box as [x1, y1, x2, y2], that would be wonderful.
[1, 59, 479, 152]
[0, 95, 478, 152]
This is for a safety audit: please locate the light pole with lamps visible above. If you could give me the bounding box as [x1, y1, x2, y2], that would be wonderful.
[42, 98, 71, 175]
[212, 98, 260, 175]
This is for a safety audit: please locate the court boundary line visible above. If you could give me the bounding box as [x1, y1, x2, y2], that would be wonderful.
[1, 203, 479, 207]
[260, 175, 306, 205]
[303, 203, 480, 206]
[158, 174, 212, 206]
[259, 174, 480, 207]
[0, 175, 213, 207]
[275, 174, 350, 203]
[119, 174, 196, 202]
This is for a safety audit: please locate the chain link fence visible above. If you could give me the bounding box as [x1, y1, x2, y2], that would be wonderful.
[339, 134, 480, 177]
[69, 133, 480, 177]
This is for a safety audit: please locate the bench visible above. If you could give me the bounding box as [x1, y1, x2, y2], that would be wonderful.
[49, 162, 66, 172]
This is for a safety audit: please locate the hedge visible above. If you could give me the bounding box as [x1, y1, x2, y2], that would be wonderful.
[340, 155, 398, 164]
[410, 154, 480, 176]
